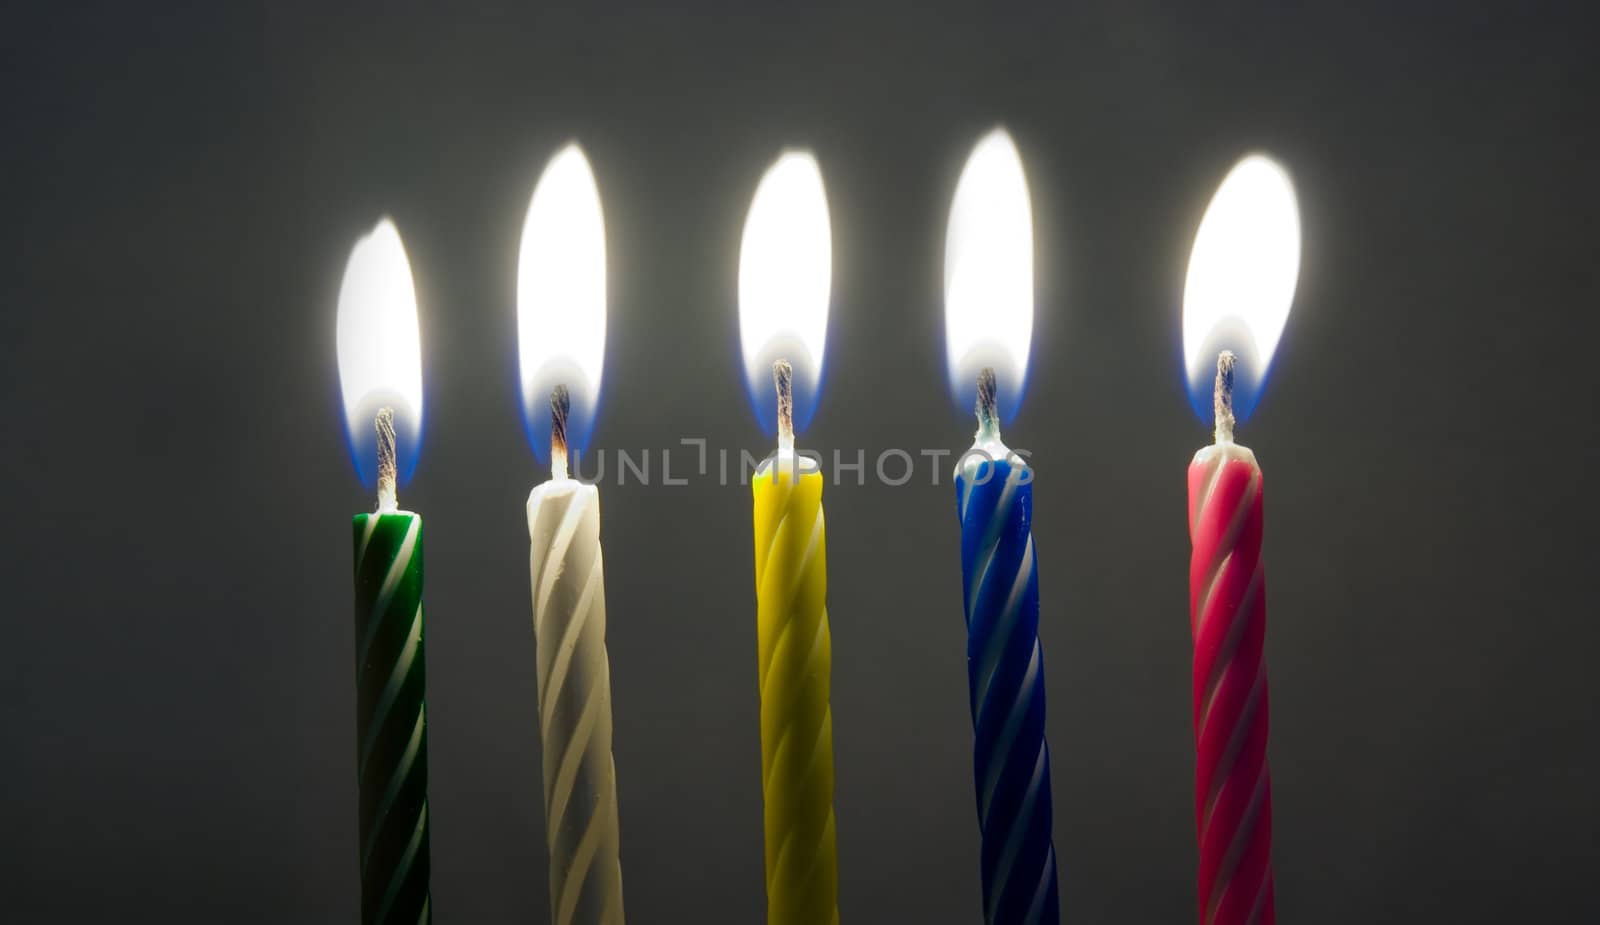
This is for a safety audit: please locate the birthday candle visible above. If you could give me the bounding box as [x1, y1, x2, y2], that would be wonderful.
[753, 362, 836, 925]
[954, 372, 1059, 925]
[737, 152, 838, 925]
[516, 144, 625, 924]
[944, 129, 1059, 925]
[527, 389, 624, 925]
[1187, 354, 1272, 925]
[1179, 154, 1301, 925]
[352, 414, 431, 925]
[337, 220, 433, 924]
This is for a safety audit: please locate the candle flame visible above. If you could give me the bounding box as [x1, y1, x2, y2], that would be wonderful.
[944, 128, 1033, 423]
[1182, 154, 1300, 423]
[518, 143, 608, 464]
[738, 150, 831, 437]
[337, 218, 423, 490]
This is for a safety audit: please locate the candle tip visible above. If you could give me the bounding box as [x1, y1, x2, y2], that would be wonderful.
[773, 359, 794, 447]
[975, 367, 1001, 437]
[375, 407, 398, 511]
[1214, 351, 1236, 443]
[550, 385, 571, 479]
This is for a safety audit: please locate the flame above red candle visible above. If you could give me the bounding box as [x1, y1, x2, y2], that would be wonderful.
[1182, 154, 1301, 424]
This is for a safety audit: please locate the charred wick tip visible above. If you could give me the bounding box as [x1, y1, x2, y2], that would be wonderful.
[1217, 350, 1236, 387]
[976, 367, 998, 429]
[375, 406, 396, 447]
[1214, 350, 1236, 442]
[773, 359, 794, 439]
[550, 384, 571, 455]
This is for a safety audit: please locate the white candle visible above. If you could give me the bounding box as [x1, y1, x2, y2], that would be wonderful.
[527, 389, 624, 925]
[518, 144, 625, 924]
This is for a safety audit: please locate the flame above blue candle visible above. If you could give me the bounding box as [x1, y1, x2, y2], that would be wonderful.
[944, 128, 1034, 425]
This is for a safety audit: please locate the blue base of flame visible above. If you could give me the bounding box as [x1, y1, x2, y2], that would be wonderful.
[956, 458, 1061, 925]
[1184, 321, 1276, 426]
[742, 336, 823, 439]
[947, 349, 1030, 429]
[520, 361, 601, 467]
[343, 390, 422, 492]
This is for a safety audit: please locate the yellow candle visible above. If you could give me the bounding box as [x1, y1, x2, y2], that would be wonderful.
[737, 149, 837, 923]
[752, 362, 837, 925]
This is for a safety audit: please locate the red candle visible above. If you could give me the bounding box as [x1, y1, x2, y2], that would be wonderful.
[1179, 153, 1300, 925]
[1187, 352, 1273, 925]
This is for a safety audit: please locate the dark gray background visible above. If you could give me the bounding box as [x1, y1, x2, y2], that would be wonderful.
[5, 2, 1598, 922]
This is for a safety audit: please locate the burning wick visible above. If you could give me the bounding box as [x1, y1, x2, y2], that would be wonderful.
[551, 384, 571, 480]
[773, 359, 795, 453]
[375, 407, 398, 512]
[1213, 349, 1236, 444]
[975, 366, 1000, 439]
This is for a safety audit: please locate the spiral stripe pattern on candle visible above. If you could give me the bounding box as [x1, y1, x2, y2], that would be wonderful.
[753, 467, 838, 925]
[352, 512, 432, 925]
[529, 485, 626, 925]
[1187, 451, 1274, 925]
[956, 461, 1060, 925]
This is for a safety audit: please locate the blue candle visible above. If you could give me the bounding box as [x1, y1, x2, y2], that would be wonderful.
[954, 368, 1060, 925]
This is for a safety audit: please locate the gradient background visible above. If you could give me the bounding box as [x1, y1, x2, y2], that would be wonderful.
[5, 2, 1597, 922]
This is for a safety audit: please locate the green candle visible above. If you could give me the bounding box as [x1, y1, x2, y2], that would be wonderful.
[352, 504, 431, 924]
[338, 220, 432, 924]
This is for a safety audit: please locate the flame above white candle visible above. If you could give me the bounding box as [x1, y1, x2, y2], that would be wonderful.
[1182, 154, 1301, 423]
[337, 217, 423, 489]
[738, 150, 831, 437]
[518, 143, 607, 463]
[944, 128, 1033, 422]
